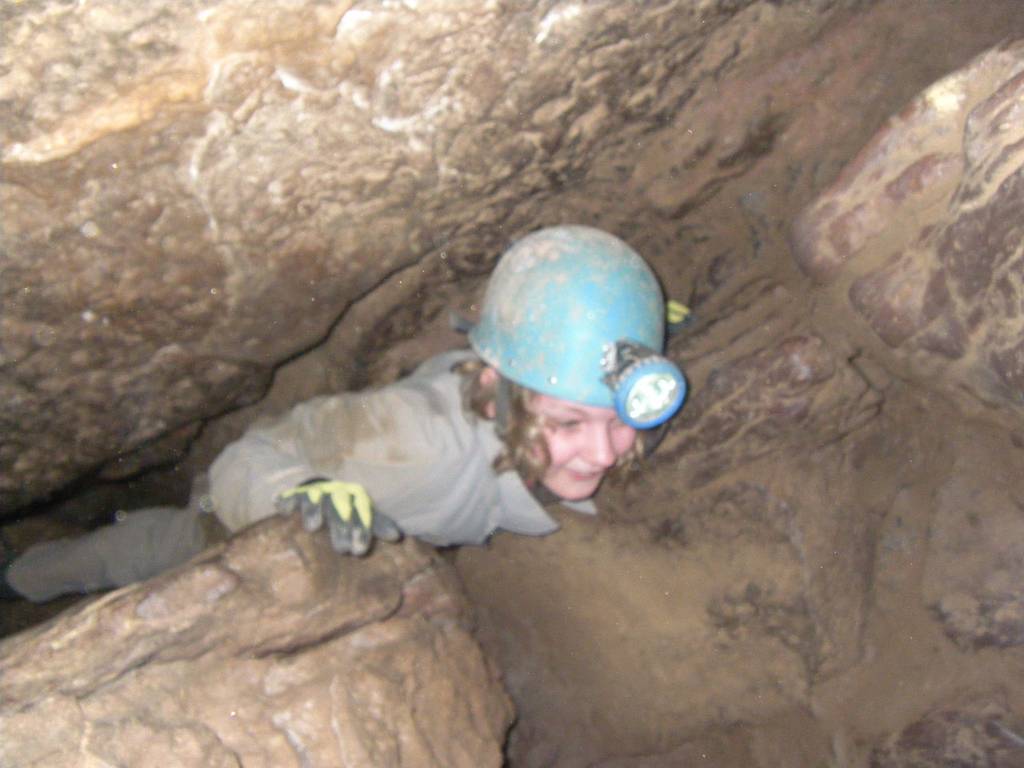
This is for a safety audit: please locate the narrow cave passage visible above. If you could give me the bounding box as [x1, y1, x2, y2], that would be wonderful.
[3, 1, 1024, 766]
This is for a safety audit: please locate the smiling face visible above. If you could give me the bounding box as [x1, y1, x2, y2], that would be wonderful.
[530, 393, 638, 501]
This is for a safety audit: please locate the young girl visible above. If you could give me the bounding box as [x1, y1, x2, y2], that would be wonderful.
[2, 226, 686, 602]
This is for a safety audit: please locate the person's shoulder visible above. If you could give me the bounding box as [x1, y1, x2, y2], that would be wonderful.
[396, 348, 490, 435]
[378, 348, 485, 452]
[405, 348, 478, 381]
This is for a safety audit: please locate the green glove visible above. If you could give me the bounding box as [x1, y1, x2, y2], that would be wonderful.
[276, 478, 402, 556]
[666, 299, 693, 333]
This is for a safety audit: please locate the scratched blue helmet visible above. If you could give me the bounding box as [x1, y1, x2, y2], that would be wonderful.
[469, 225, 686, 429]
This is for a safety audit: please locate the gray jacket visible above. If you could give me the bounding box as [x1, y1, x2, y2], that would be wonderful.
[208, 350, 596, 544]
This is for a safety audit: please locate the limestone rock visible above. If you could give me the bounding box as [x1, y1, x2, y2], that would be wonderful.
[870, 696, 1024, 768]
[923, 442, 1024, 651]
[658, 331, 881, 489]
[0, 516, 513, 767]
[791, 41, 1024, 427]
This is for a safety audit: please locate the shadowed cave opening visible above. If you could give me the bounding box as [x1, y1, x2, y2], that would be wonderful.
[3, 1, 1024, 766]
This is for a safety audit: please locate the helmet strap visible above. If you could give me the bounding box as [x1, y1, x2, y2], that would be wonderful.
[494, 375, 512, 437]
[641, 420, 671, 456]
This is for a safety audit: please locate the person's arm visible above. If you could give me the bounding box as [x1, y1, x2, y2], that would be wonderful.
[207, 410, 321, 534]
[208, 371, 462, 549]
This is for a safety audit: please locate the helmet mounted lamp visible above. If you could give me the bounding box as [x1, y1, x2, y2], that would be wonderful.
[602, 341, 687, 429]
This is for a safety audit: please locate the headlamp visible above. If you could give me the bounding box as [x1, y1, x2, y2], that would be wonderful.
[602, 341, 687, 429]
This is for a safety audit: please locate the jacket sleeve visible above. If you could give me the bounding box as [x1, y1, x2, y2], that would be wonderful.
[207, 374, 464, 534]
[206, 417, 314, 533]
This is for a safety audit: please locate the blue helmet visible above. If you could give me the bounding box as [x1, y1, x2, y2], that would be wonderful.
[468, 225, 686, 429]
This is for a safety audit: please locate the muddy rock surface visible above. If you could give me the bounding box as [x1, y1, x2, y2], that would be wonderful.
[0, 516, 512, 767]
[870, 695, 1024, 768]
[924, 445, 1024, 652]
[457, 507, 822, 766]
[793, 41, 1024, 429]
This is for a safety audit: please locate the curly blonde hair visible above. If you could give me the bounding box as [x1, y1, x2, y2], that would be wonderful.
[454, 359, 642, 487]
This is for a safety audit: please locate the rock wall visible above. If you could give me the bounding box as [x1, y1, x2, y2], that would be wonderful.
[870, 695, 1024, 767]
[792, 41, 1024, 428]
[0, 516, 513, 767]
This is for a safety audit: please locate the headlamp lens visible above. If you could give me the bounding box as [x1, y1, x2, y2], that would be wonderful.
[626, 374, 679, 422]
[611, 353, 687, 429]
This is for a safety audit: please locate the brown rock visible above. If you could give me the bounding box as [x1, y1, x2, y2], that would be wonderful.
[0, 516, 513, 767]
[870, 696, 1024, 768]
[923, 443, 1024, 651]
[7, 0, 778, 510]
[658, 332, 880, 489]
[792, 41, 1024, 426]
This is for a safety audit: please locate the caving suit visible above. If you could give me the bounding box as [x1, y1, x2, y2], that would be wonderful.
[6, 350, 595, 602]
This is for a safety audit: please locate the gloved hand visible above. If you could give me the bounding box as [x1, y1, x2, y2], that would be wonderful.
[666, 299, 693, 333]
[276, 478, 402, 556]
